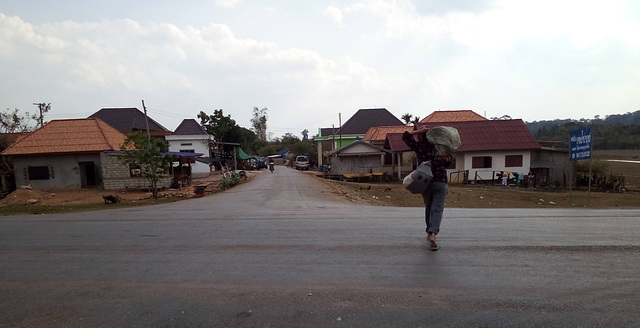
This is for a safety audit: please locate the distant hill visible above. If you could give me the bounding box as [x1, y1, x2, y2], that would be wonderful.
[525, 110, 640, 150]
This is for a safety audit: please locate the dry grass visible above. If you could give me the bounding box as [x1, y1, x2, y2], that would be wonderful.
[314, 149, 640, 208]
[320, 179, 640, 208]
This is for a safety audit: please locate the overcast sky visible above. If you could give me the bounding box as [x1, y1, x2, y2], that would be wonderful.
[1, 0, 639, 138]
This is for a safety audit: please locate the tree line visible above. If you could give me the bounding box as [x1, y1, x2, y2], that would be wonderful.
[526, 110, 640, 150]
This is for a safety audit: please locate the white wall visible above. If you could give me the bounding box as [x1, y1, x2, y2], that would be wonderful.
[455, 151, 532, 182]
[165, 135, 212, 178]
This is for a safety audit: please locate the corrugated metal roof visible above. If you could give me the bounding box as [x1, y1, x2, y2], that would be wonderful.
[419, 119, 540, 152]
[384, 120, 540, 153]
[1, 118, 128, 156]
[420, 110, 487, 123]
[385, 133, 411, 152]
[326, 140, 391, 156]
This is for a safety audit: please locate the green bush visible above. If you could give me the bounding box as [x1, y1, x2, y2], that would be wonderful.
[218, 174, 241, 191]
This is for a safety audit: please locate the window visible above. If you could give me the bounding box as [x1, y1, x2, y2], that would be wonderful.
[28, 166, 50, 180]
[129, 164, 142, 177]
[505, 155, 523, 167]
[180, 143, 193, 146]
[472, 156, 492, 169]
[384, 153, 393, 166]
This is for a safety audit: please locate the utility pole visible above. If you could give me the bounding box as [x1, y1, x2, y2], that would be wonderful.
[141, 100, 157, 198]
[141, 100, 152, 145]
[32, 102, 51, 128]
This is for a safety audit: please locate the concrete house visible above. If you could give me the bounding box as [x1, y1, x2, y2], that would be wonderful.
[166, 119, 213, 178]
[360, 110, 489, 179]
[386, 119, 543, 184]
[0, 118, 174, 191]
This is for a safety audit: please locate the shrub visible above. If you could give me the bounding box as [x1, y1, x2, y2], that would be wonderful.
[218, 174, 241, 191]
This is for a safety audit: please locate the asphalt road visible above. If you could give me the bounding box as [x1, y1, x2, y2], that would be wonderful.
[1, 167, 639, 327]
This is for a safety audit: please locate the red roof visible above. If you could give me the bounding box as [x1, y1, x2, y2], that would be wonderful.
[385, 133, 410, 152]
[1, 118, 128, 156]
[386, 119, 540, 153]
[420, 110, 487, 123]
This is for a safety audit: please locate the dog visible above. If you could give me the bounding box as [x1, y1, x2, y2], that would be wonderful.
[102, 194, 121, 204]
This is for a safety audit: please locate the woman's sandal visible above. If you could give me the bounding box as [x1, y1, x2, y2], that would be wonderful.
[428, 233, 439, 251]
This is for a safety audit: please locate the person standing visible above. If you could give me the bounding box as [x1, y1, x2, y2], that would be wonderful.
[402, 127, 452, 251]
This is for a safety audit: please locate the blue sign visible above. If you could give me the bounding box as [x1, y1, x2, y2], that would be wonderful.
[570, 128, 592, 161]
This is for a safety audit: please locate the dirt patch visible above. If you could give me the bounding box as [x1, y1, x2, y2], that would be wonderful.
[0, 171, 248, 207]
[311, 171, 640, 208]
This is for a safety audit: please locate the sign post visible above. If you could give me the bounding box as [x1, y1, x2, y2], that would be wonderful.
[569, 127, 593, 206]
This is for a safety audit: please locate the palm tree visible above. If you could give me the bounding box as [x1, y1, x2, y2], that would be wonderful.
[401, 113, 413, 125]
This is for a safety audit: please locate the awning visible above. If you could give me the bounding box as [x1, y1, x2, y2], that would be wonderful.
[164, 151, 204, 157]
[237, 147, 252, 160]
[104, 150, 203, 157]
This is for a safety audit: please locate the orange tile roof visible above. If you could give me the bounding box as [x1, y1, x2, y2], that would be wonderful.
[1, 118, 128, 156]
[363, 125, 411, 143]
[419, 110, 487, 123]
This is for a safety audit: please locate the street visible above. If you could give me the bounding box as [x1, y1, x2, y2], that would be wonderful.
[1, 167, 639, 327]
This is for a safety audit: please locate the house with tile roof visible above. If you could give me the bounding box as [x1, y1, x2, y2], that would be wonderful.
[89, 107, 171, 137]
[0, 118, 173, 191]
[385, 119, 547, 184]
[166, 119, 213, 178]
[315, 108, 404, 169]
[419, 110, 487, 123]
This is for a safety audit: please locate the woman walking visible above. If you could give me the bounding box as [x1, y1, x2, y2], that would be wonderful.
[402, 126, 452, 251]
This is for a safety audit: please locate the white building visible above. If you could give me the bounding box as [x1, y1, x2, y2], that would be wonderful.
[166, 119, 213, 178]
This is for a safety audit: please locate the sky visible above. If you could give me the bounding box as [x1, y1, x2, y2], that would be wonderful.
[1, 0, 639, 139]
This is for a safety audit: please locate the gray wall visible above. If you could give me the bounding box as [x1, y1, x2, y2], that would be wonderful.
[101, 152, 171, 190]
[13, 153, 102, 190]
[330, 155, 383, 175]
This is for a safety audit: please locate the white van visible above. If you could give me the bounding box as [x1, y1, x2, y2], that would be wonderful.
[295, 155, 310, 170]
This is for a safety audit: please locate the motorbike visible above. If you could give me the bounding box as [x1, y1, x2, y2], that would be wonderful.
[269, 162, 274, 173]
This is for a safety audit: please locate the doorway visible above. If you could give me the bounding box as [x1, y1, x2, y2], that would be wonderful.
[79, 161, 97, 187]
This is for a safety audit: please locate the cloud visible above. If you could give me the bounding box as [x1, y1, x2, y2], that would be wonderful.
[1, 0, 638, 132]
[0, 12, 418, 131]
[322, 6, 344, 27]
[330, 0, 640, 51]
[213, 0, 243, 8]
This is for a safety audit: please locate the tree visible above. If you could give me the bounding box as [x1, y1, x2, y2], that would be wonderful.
[0, 108, 36, 154]
[0, 108, 34, 133]
[251, 107, 268, 141]
[198, 109, 236, 142]
[291, 141, 316, 158]
[280, 133, 300, 148]
[401, 113, 413, 125]
[491, 115, 512, 120]
[118, 132, 177, 199]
